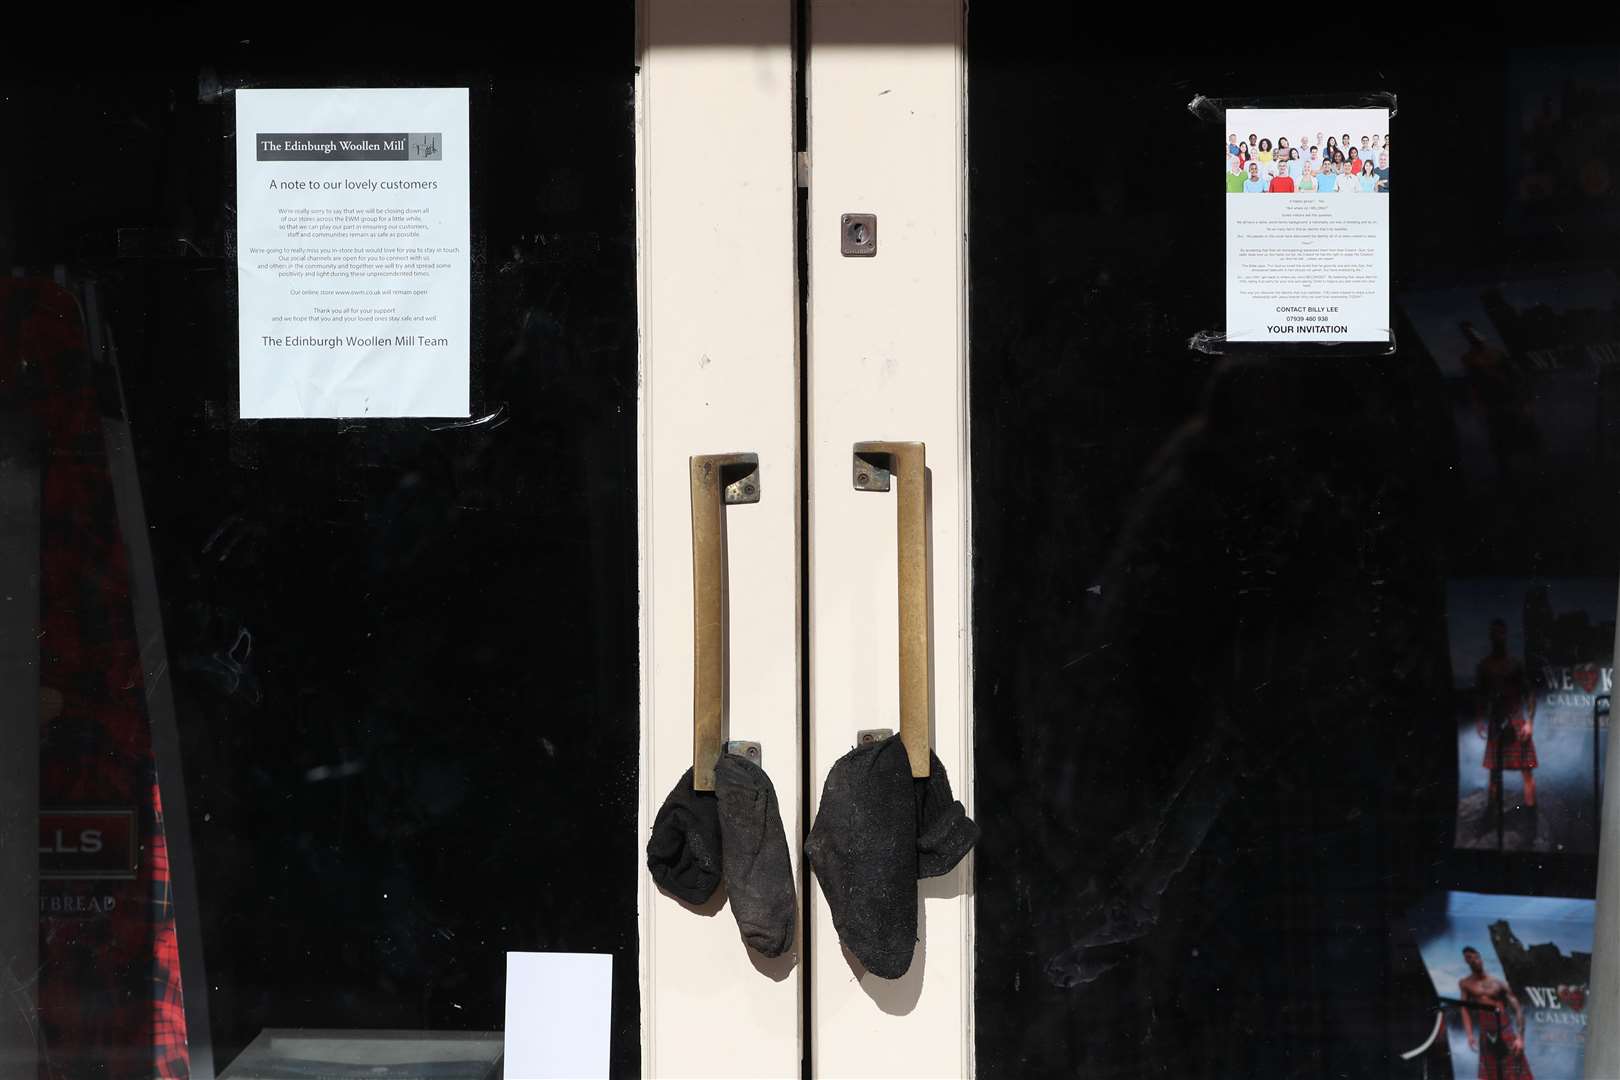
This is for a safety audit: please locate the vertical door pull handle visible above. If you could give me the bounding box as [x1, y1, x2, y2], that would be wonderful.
[852, 440, 931, 778]
[689, 452, 761, 791]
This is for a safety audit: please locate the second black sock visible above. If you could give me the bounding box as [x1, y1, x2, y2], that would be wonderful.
[715, 753, 797, 957]
[915, 751, 979, 879]
[805, 734, 917, 979]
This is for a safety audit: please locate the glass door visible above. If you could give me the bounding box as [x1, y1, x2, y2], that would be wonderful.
[2, 4, 804, 1077]
[961, 12, 1620, 1080]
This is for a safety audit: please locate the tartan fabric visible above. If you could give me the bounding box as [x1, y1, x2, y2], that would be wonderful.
[152, 788, 190, 1079]
[1477, 652, 1536, 771]
[1475, 1009, 1534, 1080]
[5, 278, 188, 1079]
[1483, 726, 1539, 771]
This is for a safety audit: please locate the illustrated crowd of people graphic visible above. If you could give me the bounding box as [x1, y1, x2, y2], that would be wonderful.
[1226, 128, 1390, 193]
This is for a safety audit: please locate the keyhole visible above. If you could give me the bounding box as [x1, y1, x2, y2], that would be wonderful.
[850, 221, 868, 245]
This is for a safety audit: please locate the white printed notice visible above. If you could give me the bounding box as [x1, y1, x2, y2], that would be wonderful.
[1225, 107, 1390, 344]
[235, 88, 470, 418]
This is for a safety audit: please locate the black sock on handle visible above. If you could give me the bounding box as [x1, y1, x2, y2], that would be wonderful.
[715, 753, 797, 957]
[646, 767, 723, 906]
[915, 751, 979, 879]
[805, 735, 918, 979]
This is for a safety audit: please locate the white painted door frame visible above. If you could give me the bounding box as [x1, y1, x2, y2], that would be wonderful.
[1584, 603, 1620, 1078]
[636, 1, 804, 1077]
[636, 1, 973, 1074]
[805, 2, 973, 1076]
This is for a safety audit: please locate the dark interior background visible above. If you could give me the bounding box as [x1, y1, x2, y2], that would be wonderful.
[970, 13, 1620, 1079]
[5, 7, 641, 1073]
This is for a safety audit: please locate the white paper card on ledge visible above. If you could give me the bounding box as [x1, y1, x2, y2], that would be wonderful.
[503, 952, 613, 1080]
[234, 87, 471, 418]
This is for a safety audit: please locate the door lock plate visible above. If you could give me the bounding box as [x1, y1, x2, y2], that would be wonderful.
[840, 213, 877, 257]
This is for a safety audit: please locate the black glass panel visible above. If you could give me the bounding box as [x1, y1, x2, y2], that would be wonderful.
[970, 17, 1620, 1079]
[4, 10, 640, 1076]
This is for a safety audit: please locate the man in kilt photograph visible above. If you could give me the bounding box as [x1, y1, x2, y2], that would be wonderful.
[1458, 946, 1535, 1080]
[1476, 618, 1539, 830]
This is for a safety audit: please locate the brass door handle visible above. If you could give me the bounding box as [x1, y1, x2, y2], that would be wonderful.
[689, 452, 761, 791]
[852, 441, 931, 778]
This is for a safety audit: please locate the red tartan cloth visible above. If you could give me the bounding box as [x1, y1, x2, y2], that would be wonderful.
[152, 788, 190, 1079]
[5, 278, 189, 1079]
[1483, 725, 1539, 771]
[1476, 1009, 1534, 1080]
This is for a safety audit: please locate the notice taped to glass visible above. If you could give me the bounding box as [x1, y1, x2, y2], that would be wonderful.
[235, 88, 470, 418]
[1224, 107, 1390, 345]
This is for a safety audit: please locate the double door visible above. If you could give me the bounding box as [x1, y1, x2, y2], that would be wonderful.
[641, 1, 969, 1075]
